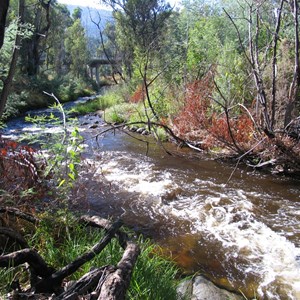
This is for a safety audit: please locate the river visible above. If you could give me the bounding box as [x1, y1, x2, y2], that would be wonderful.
[2, 99, 300, 299]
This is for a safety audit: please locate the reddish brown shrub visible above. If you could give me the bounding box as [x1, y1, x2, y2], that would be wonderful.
[130, 85, 145, 103]
[172, 72, 214, 139]
[210, 114, 255, 148]
[0, 136, 43, 196]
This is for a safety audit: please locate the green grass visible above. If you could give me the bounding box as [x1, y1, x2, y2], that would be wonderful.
[104, 102, 139, 123]
[70, 85, 127, 115]
[0, 212, 180, 300]
[128, 237, 180, 299]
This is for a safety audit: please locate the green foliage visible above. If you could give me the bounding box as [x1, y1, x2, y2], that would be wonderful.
[0, 0, 94, 119]
[56, 75, 95, 103]
[0, 211, 180, 299]
[1, 91, 28, 120]
[72, 7, 82, 20]
[104, 102, 137, 123]
[0, 75, 95, 120]
[187, 15, 222, 76]
[214, 41, 251, 107]
[64, 19, 89, 78]
[22, 103, 83, 191]
[71, 84, 128, 115]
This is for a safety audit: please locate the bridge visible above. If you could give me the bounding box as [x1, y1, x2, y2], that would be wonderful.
[88, 57, 120, 85]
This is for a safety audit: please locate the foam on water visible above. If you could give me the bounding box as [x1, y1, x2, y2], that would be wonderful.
[95, 151, 176, 197]
[92, 151, 300, 299]
[166, 192, 300, 299]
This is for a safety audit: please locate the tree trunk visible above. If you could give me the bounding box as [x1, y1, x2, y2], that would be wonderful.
[0, 0, 9, 49]
[285, 0, 300, 127]
[26, 0, 52, 76]
[0, 0, 24, 118]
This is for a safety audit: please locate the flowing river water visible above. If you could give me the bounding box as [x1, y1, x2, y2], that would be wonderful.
[2, 99, 300, 299]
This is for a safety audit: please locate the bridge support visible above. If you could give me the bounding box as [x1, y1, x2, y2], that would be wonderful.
[88, 57, 120, 86]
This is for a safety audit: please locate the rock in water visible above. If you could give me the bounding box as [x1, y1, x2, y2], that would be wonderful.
[177, 275, 243, 300]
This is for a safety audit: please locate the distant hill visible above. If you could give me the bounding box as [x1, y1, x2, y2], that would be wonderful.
[67, 5, 113, 38]
[66, 5, 113, 54]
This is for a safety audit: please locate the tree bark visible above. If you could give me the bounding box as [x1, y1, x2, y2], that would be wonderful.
[0, 0, 24, 118]
[0, 206, 40, 225]
[0, 227, 29, 249]
[0, 248, 55, 277]
[285, 0, 300, 127]
[98, 242, 140, 300]
[26, 0, 52, 76]
[0, 0, 9, 49]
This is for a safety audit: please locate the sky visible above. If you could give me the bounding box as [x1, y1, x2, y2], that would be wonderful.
[57, 0, 180, 10]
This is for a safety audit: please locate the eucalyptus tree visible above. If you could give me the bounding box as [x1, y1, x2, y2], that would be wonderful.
[102, 0, 172, 79]
[44, 2, 72, 75]
[102, 0, 173, 122]
[19, 0, 53, 76]
[0, 0, 9, 49]
[64, 15, 89, 78]
[222, 0, 299, 133]
[0, 0, 26, 118]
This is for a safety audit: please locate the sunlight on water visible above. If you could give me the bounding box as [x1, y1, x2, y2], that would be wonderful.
[172, 196, 300, 300]
[92, 150, 300, 300]
[3, 104, 299, 299]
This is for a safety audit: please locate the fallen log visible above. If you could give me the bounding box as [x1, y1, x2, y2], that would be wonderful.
[56, 266, 116, 299]
[0, 248, 55, 278]
[35, 219, 123, 293]
[79, 214, 112, 230]
[0, 226, 29, 249]
[79, 215, 128, 249]
[98, 242, 140, 300]
[0, 206, 39, 224]
[0, 215, 140, 299]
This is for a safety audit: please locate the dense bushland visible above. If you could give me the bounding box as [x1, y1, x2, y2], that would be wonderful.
[0, 0, 96, 120]
[91, 0, 300, 175]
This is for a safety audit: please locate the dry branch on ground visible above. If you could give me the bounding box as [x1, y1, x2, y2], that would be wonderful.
[0, 207, 140, 300]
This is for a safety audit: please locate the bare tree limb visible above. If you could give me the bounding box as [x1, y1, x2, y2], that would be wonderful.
[0, 248, 55, 278]
[35, 219, 123, 293]
[56, 266, 116, 299]
[0, 207, 39, 224]
[0, 227, 29, 249]
[271, 0, 285, 128]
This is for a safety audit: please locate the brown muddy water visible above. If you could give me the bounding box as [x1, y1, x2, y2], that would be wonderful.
[3, 105, 300, 300]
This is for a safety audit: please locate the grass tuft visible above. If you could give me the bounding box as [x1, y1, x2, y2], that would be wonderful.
[0, 212, 180, 299]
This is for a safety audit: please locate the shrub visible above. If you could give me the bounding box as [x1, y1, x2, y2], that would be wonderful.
[172, 72, 214, 142]
[209, 113, 255, 149]
[0, 135, 45, 204]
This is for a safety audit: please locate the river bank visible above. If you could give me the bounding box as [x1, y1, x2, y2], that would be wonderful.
[1, 98, 300, 299]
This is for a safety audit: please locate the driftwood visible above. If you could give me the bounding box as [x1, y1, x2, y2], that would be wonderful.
[0, 206, 39, 224]
[0, 248, 55, 278]
[0, 210, 140, 300]
[35, 219, 124, 293]
[56, 266, 116, 299]
[98, 242, 140, 300]
[79, 215, 129, 249]
[0, 226, 29, 249]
